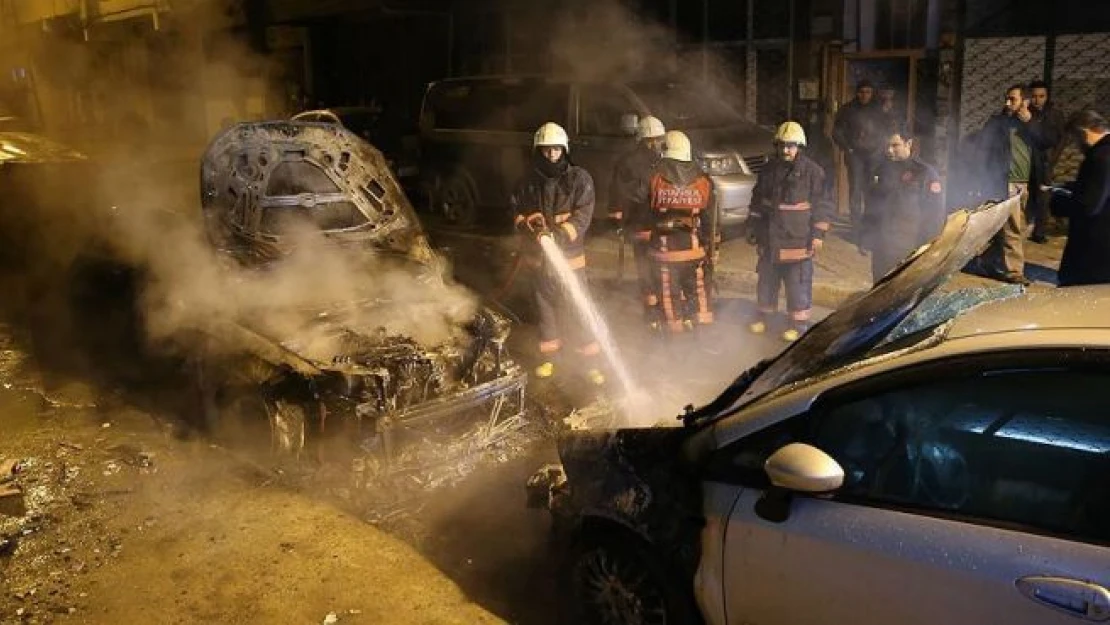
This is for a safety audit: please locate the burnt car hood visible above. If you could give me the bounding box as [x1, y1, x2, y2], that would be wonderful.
[685, 196, 1016, 426]
[201, 121, 432, 265]
[197, 120, 520, 392]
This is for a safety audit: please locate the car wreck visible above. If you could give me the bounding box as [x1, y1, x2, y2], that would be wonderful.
[522, 197, 1110, 625]
[194, 121, 526, 468]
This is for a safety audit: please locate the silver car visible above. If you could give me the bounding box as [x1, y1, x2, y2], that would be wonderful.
[531, 195, 1110, 624]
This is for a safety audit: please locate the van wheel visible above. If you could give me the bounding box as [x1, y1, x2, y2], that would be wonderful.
[436, 172, 477, 227]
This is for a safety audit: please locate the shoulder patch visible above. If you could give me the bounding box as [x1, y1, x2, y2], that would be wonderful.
[928, 181, 943, 194]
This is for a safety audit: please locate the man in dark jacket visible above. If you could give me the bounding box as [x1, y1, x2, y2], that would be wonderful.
[832, 79, 885, 228]
[643, 130, 717, 335]
[747, 121, 834, 343]
[511, 122, 604, 384]
[1027, 79, 1068, 243]
[971, 85, 1050, 285]
[1052, 109, 1110, 286]
[609, 115, 666, 325]
[861, 125, 946, 282]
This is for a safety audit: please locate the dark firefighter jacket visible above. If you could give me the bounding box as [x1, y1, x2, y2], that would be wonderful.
[646, 159, 715, 262]
[1052, 134, 1110, 286]
[749, 153, 833, 262]
[610, 143, 661, 232]
[973, 112, 1050, 201]
[510, 156, 596, 268]
[862, 156, 946, 260]
[832, 100, 886, 155]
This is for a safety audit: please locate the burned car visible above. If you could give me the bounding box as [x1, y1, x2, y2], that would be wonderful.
[532, 196, 1110, 625]
[194, 121, 525, 464]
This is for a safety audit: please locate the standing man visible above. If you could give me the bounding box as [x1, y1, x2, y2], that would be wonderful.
[609, 115, 666, 327]
[860, 125, 947, 282]
[832, 79, 885, 228]
[1027, 79, 1068, 243]
[747, 122, 833, 343]
[644, 130, 716, 335]
[511, 122, 605, 385]
[1051, 109, 1110, 286]
[972, 84, 1050, 285]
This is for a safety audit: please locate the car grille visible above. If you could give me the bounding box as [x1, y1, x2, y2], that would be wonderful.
[744, 154, 770, 175]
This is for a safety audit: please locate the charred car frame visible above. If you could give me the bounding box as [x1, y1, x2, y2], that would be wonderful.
[195, 121, 526, 463]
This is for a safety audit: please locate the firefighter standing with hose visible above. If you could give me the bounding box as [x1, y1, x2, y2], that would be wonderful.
[747, 121, 833, 342]
[609, 115, 667, 327]
[510, 122, 605, 385]
[643, 130, 717, 335]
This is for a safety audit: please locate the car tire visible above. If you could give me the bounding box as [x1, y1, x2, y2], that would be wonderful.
[563, 529, 701, 625]
[435, 171, 478, 228]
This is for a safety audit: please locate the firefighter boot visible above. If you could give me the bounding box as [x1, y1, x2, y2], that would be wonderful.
[586, 368, 606, 386]
[534, 361, 556, 378]
[748, 313, 769, 335]
[782, 322, 810, 343]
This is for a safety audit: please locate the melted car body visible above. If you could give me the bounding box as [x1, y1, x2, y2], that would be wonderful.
[197, 121, 525, 460]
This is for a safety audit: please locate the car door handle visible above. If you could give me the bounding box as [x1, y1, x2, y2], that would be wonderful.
[1017, 576, 1110, 621]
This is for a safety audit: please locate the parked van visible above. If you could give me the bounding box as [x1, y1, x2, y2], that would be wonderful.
[418, 75, 774, 232]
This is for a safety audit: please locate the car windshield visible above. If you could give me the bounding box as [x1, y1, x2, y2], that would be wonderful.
[872, 283, 1025, 350]
[681, 198, 1015, 429]
[630, 81, 744, 129]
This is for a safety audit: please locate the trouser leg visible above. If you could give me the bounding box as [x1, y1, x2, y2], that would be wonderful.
[565, 266, 601, 360]
[534, 265, 561, 357]
[783, 259, 814, 331]
[989, 182, 1027, 275]
[846, 151, 870, 225]
[755, 250, 781, 317]
[690, 259, 714, 326]
[632, 239, 658, 323]
[656, 261, 685, 334]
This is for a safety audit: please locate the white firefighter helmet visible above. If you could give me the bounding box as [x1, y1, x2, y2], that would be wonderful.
[774, 121, 807, 146]
[662, 130, 692, 162]
[533, 122, 569, 151]
[636, 115, 666, 140]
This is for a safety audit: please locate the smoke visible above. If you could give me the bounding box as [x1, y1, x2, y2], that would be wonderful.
[1, 0, 478, 376]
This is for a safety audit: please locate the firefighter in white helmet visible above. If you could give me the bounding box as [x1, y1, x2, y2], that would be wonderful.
[639, 129, 717, 334]
[746, 121, 833, 342]
[609, 115, 667, 326]
[510, 122, 605, 384]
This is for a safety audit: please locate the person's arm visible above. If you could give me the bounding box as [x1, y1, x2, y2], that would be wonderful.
[747, 170, 771, 245]
[810, 163, 833, 249]
[921, 166, 947, 241]
[831, 106, 851, 151]
[556, 170, 596, 245]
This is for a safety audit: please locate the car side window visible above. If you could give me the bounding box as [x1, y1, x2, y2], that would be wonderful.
[807, 368, 1110, 544]
[579, 85, 638, 137]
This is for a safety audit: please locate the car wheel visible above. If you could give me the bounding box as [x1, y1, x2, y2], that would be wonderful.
[564, 531, 698, 625]
[436, 171, 477, 228]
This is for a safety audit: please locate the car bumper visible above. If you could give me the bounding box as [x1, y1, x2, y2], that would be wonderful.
[710, 172, 755, 227]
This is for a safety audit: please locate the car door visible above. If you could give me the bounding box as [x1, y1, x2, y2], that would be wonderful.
[572, 83, 641, 216]
[716, 351, 1110, 625]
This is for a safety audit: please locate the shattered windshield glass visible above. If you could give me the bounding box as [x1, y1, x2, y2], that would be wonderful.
[876, 283, 1026, 346]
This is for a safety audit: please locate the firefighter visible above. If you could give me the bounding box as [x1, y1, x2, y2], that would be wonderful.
[609, 115, 667, 326]
[860, 125, 946, 283]
[510, 122, 605, 385]
[746, 121, 833, 342]
[645, 130, 716, 334]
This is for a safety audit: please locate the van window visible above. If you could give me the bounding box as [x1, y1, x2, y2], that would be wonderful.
[579, 85, 642, 136]
[424, 80, 568, 132]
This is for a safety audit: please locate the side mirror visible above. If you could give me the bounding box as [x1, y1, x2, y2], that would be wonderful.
[620, 113, 639, 136]
[764, 443, 844, 493]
